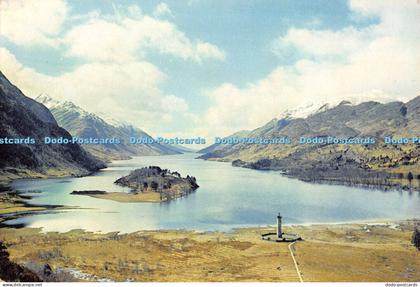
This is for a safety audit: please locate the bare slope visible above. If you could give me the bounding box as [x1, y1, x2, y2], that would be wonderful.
[199, 97, 420, 189]
[0, 72, 105, 179]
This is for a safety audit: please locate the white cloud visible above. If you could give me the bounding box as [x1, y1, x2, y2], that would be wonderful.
[154, 2, 174, 18]
[349, 0, 420, 45]
[0, 1, 224, 63]
[0, 0, 68, 46]
[204, 68, 299, 135]
[204, 0, 420, 137]
[0, 2, 226, 135]
[64, 19, 138, 62]
[272, 27, 372, 58]
[64, 8, 225, 63]
[0, 47, 189, 132]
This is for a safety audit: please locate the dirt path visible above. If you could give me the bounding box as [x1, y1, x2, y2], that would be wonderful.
[288, 242, 303, 282]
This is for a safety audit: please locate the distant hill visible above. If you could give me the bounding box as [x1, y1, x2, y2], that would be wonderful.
[36, 94, 182, 161]
[0, 72, 105, 180]
[199, 97, 420, 190]
[198, 130, 250, 155]
[164, 143, 196, 153]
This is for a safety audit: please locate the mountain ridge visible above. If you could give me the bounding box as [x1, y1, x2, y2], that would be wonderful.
[36, 94, 182, 161]
[199, 95, 420, 190]
[0, 71, 105, 180]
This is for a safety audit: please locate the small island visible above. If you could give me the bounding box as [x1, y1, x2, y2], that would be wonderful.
[71, 166, 199, 203]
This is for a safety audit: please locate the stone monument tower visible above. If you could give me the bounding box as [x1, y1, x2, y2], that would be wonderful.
[277, 212, 282, 238]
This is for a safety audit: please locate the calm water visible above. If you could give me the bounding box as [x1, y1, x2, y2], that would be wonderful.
[5, 153, 420, 233]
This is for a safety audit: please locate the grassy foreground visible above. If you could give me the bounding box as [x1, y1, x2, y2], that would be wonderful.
[0, 220, 419, 282]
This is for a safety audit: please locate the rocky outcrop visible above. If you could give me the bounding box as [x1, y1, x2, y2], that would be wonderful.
[0, 241, 41, 282]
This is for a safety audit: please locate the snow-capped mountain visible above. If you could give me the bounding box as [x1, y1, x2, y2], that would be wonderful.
[199, 95, 420, 166]
[37, 93, 104, 122]
[278, 93, 396, 121]
[36, 94, 181, 161]
[279, 100, 353, 120]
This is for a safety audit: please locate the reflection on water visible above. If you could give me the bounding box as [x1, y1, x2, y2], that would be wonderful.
[5, 153, 420, 233]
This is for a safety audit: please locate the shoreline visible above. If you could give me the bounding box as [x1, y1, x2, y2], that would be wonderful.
[80, 191, 163, 203]
[1, 215, 418, 235]
[0, 218, 417, 235]
[0, 183, 86, 228]
[0, 151, 188, 184]
[0, 167, 105, 185]
[294, 176, 420, 192]
[203, 157, 420, 192]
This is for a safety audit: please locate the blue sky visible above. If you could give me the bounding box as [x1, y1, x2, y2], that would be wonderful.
[0, 0, 418, 139]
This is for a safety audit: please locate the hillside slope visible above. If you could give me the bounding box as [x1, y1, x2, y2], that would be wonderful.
[199, 97, 420, 189]
[0, 72, 105, 180]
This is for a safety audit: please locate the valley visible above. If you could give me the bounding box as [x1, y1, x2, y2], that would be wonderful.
[0, 71, 419, 283]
